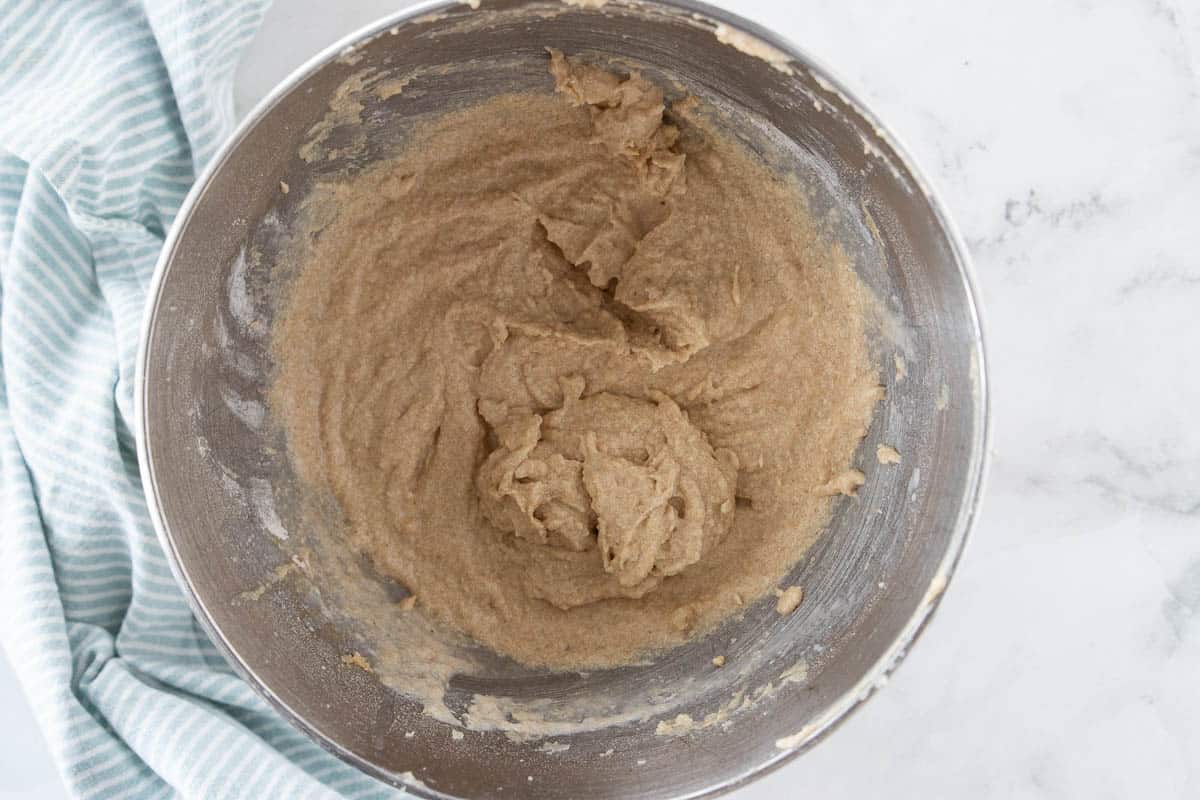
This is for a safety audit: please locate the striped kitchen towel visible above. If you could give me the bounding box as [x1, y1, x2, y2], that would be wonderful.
[0, 2, 399, 797]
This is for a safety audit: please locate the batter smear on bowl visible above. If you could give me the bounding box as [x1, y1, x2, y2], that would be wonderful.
[270, 51, 882, 668]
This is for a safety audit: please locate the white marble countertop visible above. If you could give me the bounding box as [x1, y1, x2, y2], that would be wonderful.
[5, 0, 1198, 797]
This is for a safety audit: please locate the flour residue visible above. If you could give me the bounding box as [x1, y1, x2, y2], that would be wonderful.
[249, 478, 288, 540]
[654, 658, 809, 737]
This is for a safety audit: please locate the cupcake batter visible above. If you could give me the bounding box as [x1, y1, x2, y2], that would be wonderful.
[271, 51, 881, 668]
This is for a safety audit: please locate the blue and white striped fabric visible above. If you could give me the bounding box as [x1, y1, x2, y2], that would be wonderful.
[0, 2, 399, 797]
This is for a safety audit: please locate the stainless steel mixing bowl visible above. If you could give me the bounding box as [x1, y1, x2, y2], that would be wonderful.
[136, 1, 989, 797]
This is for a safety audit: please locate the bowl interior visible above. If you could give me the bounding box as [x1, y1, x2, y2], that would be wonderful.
[139, 1, 986, 798]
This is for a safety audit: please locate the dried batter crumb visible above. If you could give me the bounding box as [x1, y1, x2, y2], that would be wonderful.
[374, 77, 412, 100]
[655, 713, 695, 736]
[775, 724, 817, 750]
[712, 655, 726, 667]
[775, 586, 804, 615]
[713, 23, 794, 75]
[876, 444, 901, 464]
[279, 180, 289, 194]
[236, 583, 269, 603]
[451, 729, 464, 741]
[397, 595, 417, 611]
[340, 652, 373, 672]
[923, 574, 948, 604]
[235, 559, 302, 604]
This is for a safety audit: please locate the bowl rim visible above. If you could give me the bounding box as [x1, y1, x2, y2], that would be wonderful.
[134, 1, 991, 797]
